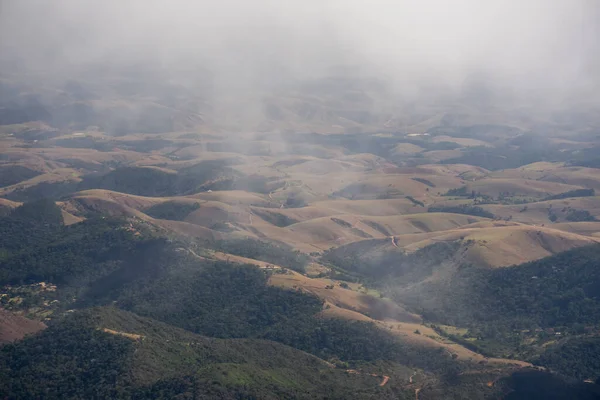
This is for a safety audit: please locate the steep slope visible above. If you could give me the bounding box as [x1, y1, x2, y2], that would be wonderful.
[0, 309, 46, 344]
[325, 223, 599, 269]
[0, 307, 390, 400]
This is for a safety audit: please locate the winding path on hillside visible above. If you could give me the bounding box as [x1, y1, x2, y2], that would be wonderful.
[345, 369, 390, 387]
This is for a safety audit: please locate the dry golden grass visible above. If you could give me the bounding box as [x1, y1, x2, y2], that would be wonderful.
[62, 194, 154, 220]
[38, 148, 596, 270]
[328, 220, 599, 269]
[279, 172, 366, 198]
[320, 298, 530, 365]
[490, 162, 600, 190]
[4, 146, 154, 167]
[152, 220, 223, 241]
[489, 162, 563, 179]
[431, 135, 491, 147]
[319, 303, 373, 322]
[330, 174, 441, 199]
[363, 213, 485, 235]
[208, 251, 280, 268]
[60, 210, 85, 225]
[267, 213, 482, 249]
[402, 224, 599, 267]
[268, 270, 422, 324]
[226, 212, 485, 252]
[185, 202, 250, 227]
[551, 222, 600, 238]
[0, 168, 82, 197]
[205, 250, 423, 325]
[481, 196, 600, 225]
[0, 156, 62, 174]
[410, 164, 490, 177]
[0, 308, 47, 344]
[390, 143, 425, 155]
[304, 262, 331, 276]
[310, 198, 421, 216]
[187, 190, 272, 207]
[253, 205, 334, 221]
[406, 112, 447, 132]
[421, 150, 464, 162]
[465, 178, 583, 198]
[0, 198, 20, 210]
[73, 190, 166, 209]
[282, 158, 366, 175]
[101, 328, 143, 341]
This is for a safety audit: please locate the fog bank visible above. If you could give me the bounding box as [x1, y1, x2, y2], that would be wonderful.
[1, 0, 599, 127]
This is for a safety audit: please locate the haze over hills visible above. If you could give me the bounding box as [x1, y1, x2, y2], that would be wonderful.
[2, 0, 600, 399]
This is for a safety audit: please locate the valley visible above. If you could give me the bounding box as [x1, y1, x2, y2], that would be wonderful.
[2, 103, 600, 398]
[2, 2, 600, 393]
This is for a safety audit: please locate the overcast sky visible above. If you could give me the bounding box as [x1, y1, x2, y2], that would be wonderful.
[1, 0, 598, 100]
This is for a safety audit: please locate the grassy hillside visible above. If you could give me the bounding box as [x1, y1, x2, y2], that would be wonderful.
[323, 235, 600, 382]
[3, 72, 600, 398]
[392, 244, 600, 329]
[0, 206, 460, 377]
[375, 245, 600, 379]
[3, 306, 597, 399]
[0, 307, 401, 400]
[143, 200, 200, 221]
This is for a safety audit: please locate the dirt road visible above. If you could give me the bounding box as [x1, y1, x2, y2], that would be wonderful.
[345, 369, 390, 387]
[379, 375, 390, 386]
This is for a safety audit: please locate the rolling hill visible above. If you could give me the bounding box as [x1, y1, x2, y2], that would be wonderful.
[3, 59, 600, 399]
